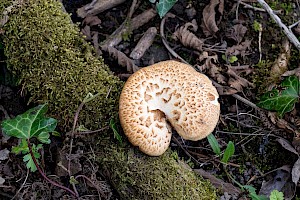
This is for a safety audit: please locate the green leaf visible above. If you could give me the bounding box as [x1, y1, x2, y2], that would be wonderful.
[1, 104, 57, 143]
[69, 176, 79, 184]
[270, 190, 284, 200]
[243, 185, 268, 200]
[257, 76, 300, 117]
[228, 56, 238, 63]
[109, 119, 122, 144]
[149, 0, 156, 3]
[12, 139, 29, 154]
[51, 131, 61, 137]
[156, 0, 178, 18]
[207, 133, 221, 155]
[221, 141, 235, 163]
[37, 132, 51, 144]
[22, 144, 42, 172]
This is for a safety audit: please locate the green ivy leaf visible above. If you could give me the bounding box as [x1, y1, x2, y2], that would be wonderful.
[207, 133, 221, 155]
[1, 104, 56, 143]
[270, 190, 284, 200]
[221, 141, 235, 163]
[257, 76, 300, 117]
[156, 0, 178, 18]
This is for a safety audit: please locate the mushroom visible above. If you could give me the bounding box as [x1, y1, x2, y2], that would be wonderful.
[119, 60, 220, 156]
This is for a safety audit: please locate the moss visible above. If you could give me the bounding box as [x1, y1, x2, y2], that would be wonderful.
[1, 0, 123, 130]
[1, 0, 217, 198]
[98, 138, 217, 200]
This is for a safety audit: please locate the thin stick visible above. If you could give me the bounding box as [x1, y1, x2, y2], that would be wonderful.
[257, 0, 300, 50]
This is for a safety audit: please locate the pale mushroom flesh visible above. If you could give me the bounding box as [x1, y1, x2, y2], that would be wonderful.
[119, 60, 220, 156]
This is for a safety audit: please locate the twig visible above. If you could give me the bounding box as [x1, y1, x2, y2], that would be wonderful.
[257, 0, 300, 50]
[238, 1, 282, 14]
[75, 175, 104, 199]
[11, 169, 29, 200]
[27, 139, 77, 197]
[160, 13, 188, 63]
[171, 136, 205, 167]
[130, 27, 157, 60]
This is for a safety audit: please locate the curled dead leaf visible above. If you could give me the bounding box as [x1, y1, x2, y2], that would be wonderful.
[82, 16, 102, 26]
[201, 0, 224, 36]
[226, 65, 254, 92]
[226, 40, 251, 57]
[172, 20, 204, 52]
[225, 24, 248, 44]
[197, 51, 227, 84]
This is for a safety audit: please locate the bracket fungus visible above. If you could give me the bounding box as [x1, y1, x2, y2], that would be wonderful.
[119, 60, 220, 156]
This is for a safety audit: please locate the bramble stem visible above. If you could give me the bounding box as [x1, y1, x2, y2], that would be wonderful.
[27, 139, 78, 197]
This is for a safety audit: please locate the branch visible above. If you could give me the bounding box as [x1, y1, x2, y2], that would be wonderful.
[256, 0, 300, 50]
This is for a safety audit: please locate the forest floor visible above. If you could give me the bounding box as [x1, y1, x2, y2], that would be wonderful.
[1, 0, 300, 199]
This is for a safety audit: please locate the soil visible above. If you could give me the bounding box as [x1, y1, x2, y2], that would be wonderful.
[1, 0, 300, 199]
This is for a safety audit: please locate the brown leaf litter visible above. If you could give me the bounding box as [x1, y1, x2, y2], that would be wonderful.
[201, 0, 224, 36]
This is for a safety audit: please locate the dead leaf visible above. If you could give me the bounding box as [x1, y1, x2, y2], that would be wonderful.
[201, 0, 223, 36]
[0, 148, 10, 162]
[226, 65, 254, 92]
[215, 85, 238, 95]
[82, 16, 101, 26]
[81, 25, 92, 40]
[194, 169, 241, 196]
[259, 167, 295, 199]
[292, 137, 300, 154]
[197, 51, 227, 84]
[101, 45, 140, 72]
[276, 138, 298, 156]
[226, 24, 248, 44]
[226, 40, 251, 57]
[172, 20, 204, 52]
[0, 176, 5, 185]
[292, 157, 300, 184]
[268, 112, 298, 134]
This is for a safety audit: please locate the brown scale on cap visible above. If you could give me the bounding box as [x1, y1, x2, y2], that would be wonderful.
[119, 60, 220, 156]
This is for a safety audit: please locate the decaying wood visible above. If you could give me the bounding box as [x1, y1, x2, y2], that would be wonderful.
[77, 0, 126, 18]
[130, 27, 157, 60]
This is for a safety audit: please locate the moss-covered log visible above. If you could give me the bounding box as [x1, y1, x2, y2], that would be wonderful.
[0, 0, 217, 199]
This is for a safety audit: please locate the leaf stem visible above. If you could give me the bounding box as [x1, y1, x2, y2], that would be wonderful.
[27, 139, 78, 197]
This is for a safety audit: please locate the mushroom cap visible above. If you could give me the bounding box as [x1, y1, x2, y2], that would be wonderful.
[119, 60, 220, 156]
